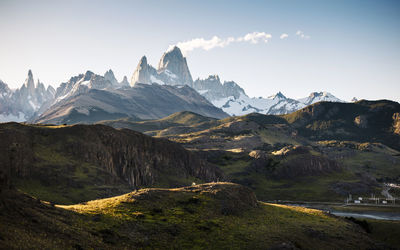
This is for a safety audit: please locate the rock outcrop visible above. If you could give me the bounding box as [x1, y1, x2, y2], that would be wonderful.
[130, 56, 158, 86]
[157, 46, 193, 87]
[192, 75, 245, 102]
[354, 115, 368, 128]
[104, 69, 119, 86]
[0, 123, 223, 194]
[393, 113, 400, 135]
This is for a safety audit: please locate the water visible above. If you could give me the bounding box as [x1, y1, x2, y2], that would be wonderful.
[282, 203, 400, 221]
[330, 211, 400, 221]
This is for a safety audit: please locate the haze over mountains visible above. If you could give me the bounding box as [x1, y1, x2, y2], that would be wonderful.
[0, 46, 349, 124]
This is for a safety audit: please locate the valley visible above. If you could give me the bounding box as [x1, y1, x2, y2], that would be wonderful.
[1, 99, 399, 248]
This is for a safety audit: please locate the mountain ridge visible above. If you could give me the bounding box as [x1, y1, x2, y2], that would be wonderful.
[130, 46, 345, 116]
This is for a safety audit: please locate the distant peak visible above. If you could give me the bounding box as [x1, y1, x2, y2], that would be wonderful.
[206, 74, 220, 82]
[139, 55, 148, 65]
[165, 46, 183, 58]
[84, 70, 94, 80]
[269, 91, 286, 99]
[24, 69, 35, 89]
[105, 69, 114, 74]
[169, 45, 181, 53]
[309, 91, 330, 98]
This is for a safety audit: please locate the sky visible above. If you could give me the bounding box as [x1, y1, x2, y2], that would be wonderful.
[0, 0, 399, 102]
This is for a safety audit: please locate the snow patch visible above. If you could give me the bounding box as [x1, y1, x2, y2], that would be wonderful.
[150, 75, 165, 85]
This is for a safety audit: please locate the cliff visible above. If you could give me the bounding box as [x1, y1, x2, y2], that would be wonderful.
[0, 123, 223, 203]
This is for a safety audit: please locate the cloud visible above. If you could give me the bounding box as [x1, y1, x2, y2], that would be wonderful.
[280, 33, 289, 40]
[296, 30, 310, 40]
[170, 36, 235, 55]
[237, 32, 272, 44]
[169, 31, 272, 55]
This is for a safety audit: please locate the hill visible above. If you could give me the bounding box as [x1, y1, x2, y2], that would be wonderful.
[99, 111, 218, 134]
[34, 82, 229, 124]
[283, 100, 400, 150]
[99, 102, 400, 202]
[0, 122, 222, 204]
[0, 182, 382, 249]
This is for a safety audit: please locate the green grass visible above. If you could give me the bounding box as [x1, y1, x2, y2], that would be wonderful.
[15, 139, 132, 204]
[340, 151, 400, 179]
[57, 183, 374, 249]
[365, 219, 400, 247]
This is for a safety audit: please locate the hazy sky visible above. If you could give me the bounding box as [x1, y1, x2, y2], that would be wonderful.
[1, 0, 399, 101]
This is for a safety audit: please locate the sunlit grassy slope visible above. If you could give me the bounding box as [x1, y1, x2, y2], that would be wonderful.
[0, 182, 381, 249]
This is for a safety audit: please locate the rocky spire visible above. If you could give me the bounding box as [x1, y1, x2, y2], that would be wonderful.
[157, 46, 193, 87]
[120, 76, 129, 86]
[104, 69, 118, 86]
[131, 56, 155, 86]
[24, 69, 35, 91]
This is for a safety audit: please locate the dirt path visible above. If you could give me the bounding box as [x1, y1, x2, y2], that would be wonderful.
[382, 184, 394, 200]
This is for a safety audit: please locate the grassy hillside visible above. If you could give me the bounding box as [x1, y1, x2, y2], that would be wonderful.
[0, 183, 384, 249]
[96, 103, 400, 202]
[282, 100, 400, 150]
[0, 122, 222, 204]
[98, 111, 218, 134]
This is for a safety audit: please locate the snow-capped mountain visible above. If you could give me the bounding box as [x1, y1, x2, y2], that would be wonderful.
[1, 47, 346, 123]
[54, 70, 115, 102]
[131, 46, 193, 87]
[104, 69, 129, 87]
[0, 70, 55, 122]
[130, 46, 344, 116]
[297, 91, 343, 106]
[207, 88, 343, 116]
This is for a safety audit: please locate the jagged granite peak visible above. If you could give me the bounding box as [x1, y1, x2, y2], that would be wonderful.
[193, 75, 246, 102]
[83, 70, 95, 81]
[47, 85, 55, 96]
[24, 69, 35, 91]
[130, 55, 158, 86]
[120, 76, 129, 86]
[54, 71, 114, 103]
[0, 70, 56, 122]
[157, 46, 193, 87]
[268, 91, 287, 100]
[104, 69, 119, 86]
[0, 79, 11, 96]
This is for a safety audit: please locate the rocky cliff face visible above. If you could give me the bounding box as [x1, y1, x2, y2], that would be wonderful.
[55, 70, 113, 101]
[354, 115, 368, 128]
[393, 113, 400, 135]
[130, 56, 158, 86]
[271, 146, 342, 179]
[158, 46, 193, 87]
[192, 75, 245, 101]
[131, 47, 193, 87]
[0, 123, 223, 195]
[104, 69, 119, 87]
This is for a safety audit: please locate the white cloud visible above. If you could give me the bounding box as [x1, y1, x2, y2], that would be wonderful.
[237, 32, 272, 44]
[169, 36, 235, 55]
[280, 33, 289, 40]
[169, 31, 272, 55]
[296, 30, 310, 40]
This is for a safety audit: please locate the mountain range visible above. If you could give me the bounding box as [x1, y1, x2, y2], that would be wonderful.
[1, 46, 345, 124]
[130, 46, 344, 116]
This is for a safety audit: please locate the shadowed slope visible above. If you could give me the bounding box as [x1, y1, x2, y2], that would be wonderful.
[0, 183, 380, 249]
